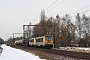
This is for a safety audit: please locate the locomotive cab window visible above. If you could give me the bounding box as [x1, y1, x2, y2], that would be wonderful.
[45, 36, 52, 40]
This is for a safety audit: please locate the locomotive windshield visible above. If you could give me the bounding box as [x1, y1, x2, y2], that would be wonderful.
[45, 36, 52, 40]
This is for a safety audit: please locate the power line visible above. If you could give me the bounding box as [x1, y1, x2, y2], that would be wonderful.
[46, 0, 66, 13]
[32, 14, 40, 21]
[71, 5, 90, 15]
[45, 0, 58, 10]
[70, 4, 90, 18]
[81, 10, 90, 14]
[32, 0, 58, 21]
[71, 10, 90, 18]
[33, 0, 90, 21]
[33, 4, 90, 21]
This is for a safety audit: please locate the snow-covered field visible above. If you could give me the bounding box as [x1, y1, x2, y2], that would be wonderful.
[0, 44, 45, 60]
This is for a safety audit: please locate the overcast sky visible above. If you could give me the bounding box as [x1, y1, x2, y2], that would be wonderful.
[0, 0, 90, 40]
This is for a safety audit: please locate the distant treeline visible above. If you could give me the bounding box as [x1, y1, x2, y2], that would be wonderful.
[0, 37, 4, 44]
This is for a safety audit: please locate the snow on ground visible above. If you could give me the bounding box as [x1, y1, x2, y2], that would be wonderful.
[77, 47, 90, 51]
[0, 44, 46, 60]
[59, 47, 90, 53]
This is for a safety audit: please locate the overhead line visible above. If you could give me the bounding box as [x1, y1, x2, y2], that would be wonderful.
[71, 10, 90, 18]
[79, 10, 90, 14]
[70, 5, 90, 18]
[32, 0, 58, 21]
[32, 14, 40, 21]
[33, 1, 90, 23]
[45, 0, 58, 10]
[46, 0, 66, 13]
[71, 5, 90, 15]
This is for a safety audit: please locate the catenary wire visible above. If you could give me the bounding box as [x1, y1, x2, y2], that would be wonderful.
[45, 0, 58, 11]
[46, 0, 66, 13]
[32, 0, 58, 21]
[71, 5, 90, 15]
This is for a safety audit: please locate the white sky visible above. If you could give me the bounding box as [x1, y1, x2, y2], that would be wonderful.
[0, 0, 90, 40]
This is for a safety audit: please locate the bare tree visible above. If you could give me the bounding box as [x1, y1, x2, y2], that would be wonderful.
[32, 10, 47, 37]
[75, 13, 82, 40]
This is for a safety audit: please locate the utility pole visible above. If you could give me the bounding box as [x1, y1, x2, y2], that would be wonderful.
[53, 26, 55, 48]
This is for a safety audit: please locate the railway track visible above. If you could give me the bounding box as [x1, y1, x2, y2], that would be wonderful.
[11, 45, 90, 60]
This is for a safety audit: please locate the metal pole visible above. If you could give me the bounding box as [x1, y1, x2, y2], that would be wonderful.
[13, 33, 14, 40]
[23, 25, 25, 39]
[53, 26, 55, 48]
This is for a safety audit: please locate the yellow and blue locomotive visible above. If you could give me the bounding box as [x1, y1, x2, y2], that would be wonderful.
[29, 35, 53, 48]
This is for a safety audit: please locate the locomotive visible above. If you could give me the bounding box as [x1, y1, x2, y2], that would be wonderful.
[15, 35, 53, 48]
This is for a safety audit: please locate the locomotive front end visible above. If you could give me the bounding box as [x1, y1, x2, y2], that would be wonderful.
[44, 35, 53, 48]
